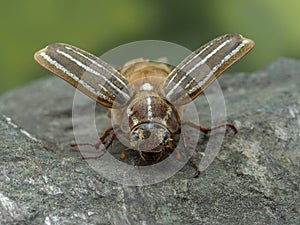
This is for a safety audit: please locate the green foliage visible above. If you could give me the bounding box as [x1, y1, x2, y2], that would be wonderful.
[1, 0, 299, 94]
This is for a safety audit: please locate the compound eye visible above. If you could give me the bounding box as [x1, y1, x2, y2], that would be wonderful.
[160, 132, 170, 146]
[162, 132, 169, 141]
[130, 131, 139, 142]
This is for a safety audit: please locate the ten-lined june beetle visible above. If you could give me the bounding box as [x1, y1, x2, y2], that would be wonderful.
[34, 34, 254, 177]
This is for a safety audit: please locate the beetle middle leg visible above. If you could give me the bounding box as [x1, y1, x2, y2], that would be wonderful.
[181, 121, 237, 177]
[70, 127, 115, 148]
[70, 126, 117, 159]
[182, 121, 237, 134]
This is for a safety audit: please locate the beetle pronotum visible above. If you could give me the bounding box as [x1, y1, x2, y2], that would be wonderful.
[34, 34, 254, 177]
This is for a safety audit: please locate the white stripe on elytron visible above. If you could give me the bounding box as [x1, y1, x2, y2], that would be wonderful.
[64, 46, 128, 88]
[56, 49, 112, 95]
[40, 52, 79, 82]
[147, 97, 153, 121]
[165, 41, 213, 89]
[166, 39, 231, 99]
[40, 52, 111, 103]
[161, 106, 173, 126]
[57, 49, 130, 100]
[184, 77, 196, 90]
[187, 38, 250, 96]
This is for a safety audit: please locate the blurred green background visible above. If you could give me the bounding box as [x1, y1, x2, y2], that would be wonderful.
[1, 0, 300, 94]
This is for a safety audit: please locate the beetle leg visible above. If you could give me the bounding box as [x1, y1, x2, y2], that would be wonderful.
[71, 127, 118, 160]
[70, 127, 114, 149]
[181, 131, 201, 177]
[138, 152, 147, 166]
[189, 156, 201, 178]
[120, 148, 131, 160]
[81, 130, 116, 160]
[182, 121, 237, 134]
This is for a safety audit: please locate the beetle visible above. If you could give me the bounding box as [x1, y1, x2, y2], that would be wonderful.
[34, 34, 254, 177]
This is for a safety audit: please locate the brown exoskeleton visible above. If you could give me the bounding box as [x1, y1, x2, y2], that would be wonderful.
[34, 34, 254, 177]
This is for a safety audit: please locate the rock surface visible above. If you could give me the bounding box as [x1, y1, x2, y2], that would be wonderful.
[0, 58, 299, 224]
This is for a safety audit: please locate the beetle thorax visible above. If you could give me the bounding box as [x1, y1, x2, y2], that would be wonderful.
[110, 59, 182, 152]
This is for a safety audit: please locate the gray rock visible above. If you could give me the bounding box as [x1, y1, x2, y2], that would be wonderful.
[0, 58, 299, 224]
